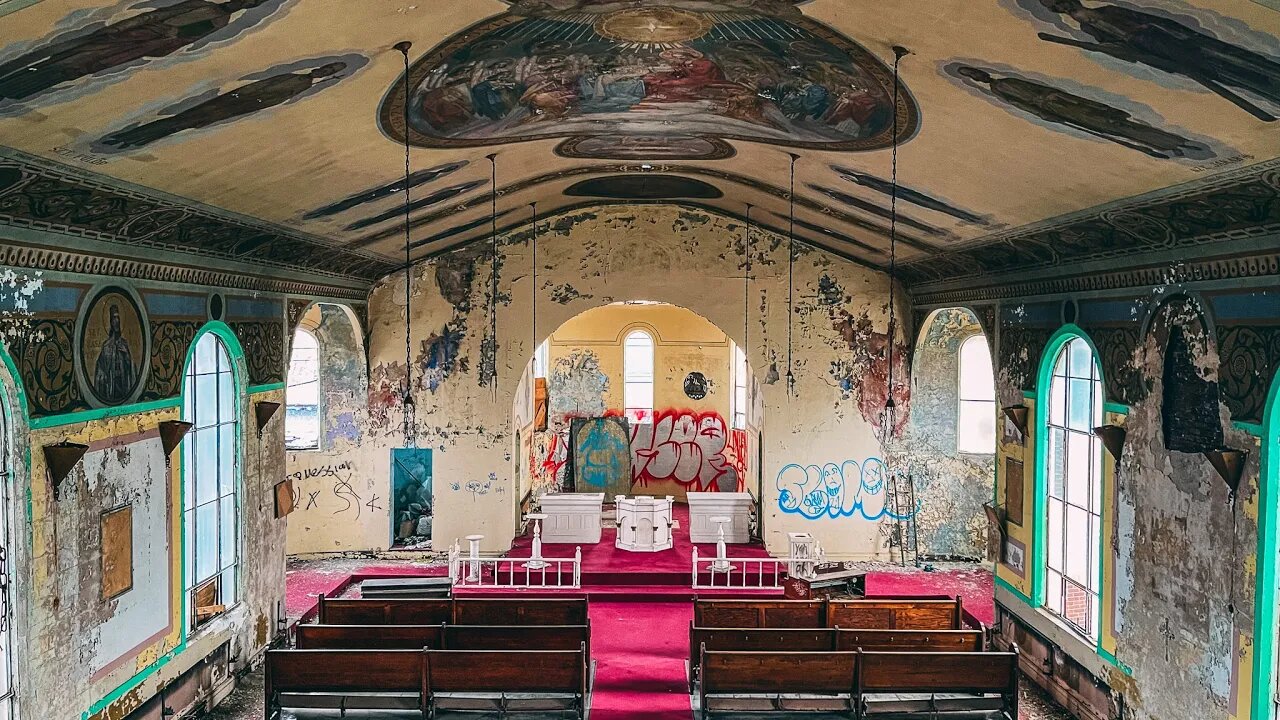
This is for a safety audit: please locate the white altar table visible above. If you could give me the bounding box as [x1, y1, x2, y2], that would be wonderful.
[539, 493, 605, 544]
[614, 495, 674, 552]
[686, 491, 753, 543]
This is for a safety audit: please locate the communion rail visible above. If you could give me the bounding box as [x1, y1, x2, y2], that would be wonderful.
[448, 541, 582, 589]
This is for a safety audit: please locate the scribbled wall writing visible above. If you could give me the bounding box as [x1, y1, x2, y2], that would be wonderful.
[776, 458, 915, 521]
[380, 1, 918, 159]
[631, 409, 738, 493]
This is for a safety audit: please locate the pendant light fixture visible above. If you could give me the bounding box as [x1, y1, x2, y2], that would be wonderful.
[394, 40, 416, 448]
[882, 45, 910, 443]
[487, 153, 499, 391]
[786, 153, 799, 397]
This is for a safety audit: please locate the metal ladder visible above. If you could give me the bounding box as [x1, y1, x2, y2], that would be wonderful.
[890, 470, 920, 567]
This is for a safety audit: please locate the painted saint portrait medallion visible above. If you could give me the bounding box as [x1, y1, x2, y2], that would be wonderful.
[78, 287, 148, 407]
[380, 0, 919, 159]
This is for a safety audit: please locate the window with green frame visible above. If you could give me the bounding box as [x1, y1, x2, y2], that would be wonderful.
[1042, 335, 1104, 641]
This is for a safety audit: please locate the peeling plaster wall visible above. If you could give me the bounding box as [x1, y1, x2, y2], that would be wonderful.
[904, 308, 995, 560]
[0, 263, 314, 720]
[363, 205, 910, 559]
[968, 284, 1280, 720]
[284, 303, 376, 555]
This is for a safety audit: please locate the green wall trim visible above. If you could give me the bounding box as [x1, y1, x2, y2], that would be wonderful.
[84, 321, 248, 719]
[30, 398, 182, 430]
[1104, 402, 1130, 416]
[249, 382, 286, 394]
[1236, 420, 1266, 437]
[1098, 647, 1133, 676]
[995, 576, 1035, 607]
[1023, 390, 1037, 401]
[1251, 372, 1280, 720]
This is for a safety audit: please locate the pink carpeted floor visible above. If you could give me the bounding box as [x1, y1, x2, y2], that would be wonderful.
[588, 600, 693, 720]
[865, 566, 995, 626]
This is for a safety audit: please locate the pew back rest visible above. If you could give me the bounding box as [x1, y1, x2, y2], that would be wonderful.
[700, 650, 857, 695]
[452, 598, 588, 626]
[858, 651, 1018, 694]
[425, 648, 585, 693]
[318, 597, 452, 625]
[443, 624, 590, 651]
[828, 599, 960, 630]
[296, 624, 442, 650]
[694, 600, 826, 628]
[267, 649, 423, 693]
[834, 629, 983, 652]
[691, 626, 835, 654]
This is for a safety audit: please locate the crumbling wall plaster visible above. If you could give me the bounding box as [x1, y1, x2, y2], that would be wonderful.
[363, 204, 910, 559]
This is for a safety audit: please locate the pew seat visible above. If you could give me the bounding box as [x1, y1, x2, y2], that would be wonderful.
[698, 647, 858, 718]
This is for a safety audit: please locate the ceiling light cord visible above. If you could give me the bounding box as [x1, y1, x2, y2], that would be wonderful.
[787, 153, 798, 397]
[395, 40, 415, 448]
[885, 45, 909, 441]
[488, 153, 499, 393]
[744, 203, 752, 366]
[530, 201, 538, 363]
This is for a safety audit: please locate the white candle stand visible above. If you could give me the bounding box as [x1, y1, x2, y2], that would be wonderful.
[465, 534, 484, 582]
[523, 514, 549, 570]
[709, 516, 734, 573]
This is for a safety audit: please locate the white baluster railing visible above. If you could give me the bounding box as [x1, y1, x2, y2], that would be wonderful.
[691, 547, 788, 590]
[452, 545, 583, 589]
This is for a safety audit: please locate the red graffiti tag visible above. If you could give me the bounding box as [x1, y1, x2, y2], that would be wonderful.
[630, 410, 736, 492]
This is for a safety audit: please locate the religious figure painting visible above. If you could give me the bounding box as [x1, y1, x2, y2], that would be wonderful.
[943, 61, 1220, 161]
[79, 287, 147, 407]
[380, 1, 919, 159]
[94, 55, 367, 153]
[1005, 0, 1280, 122]
[0, 0, 293, 113]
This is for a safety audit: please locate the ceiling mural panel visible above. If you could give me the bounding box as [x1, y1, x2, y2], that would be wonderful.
[378, 0, 920, 159]
[0, 0, 1274, 289]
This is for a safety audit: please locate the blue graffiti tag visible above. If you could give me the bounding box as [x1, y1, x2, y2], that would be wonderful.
[776, 458, 917, 521]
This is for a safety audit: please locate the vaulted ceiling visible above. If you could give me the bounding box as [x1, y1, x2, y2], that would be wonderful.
[0, 0, 1278, 295]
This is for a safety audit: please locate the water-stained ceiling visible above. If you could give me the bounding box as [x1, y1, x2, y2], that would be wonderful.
[0, 0, 1277, 289]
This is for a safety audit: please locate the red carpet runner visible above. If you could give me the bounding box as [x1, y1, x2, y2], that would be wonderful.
[588, 600, 693, 720]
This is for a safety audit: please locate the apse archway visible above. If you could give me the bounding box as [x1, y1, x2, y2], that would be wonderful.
[512, 301, 761, 514]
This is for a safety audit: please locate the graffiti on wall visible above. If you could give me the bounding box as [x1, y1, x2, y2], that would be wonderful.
[570, 416, 632, 496]
[631, 410, 739, 493]
[532, 430, 568, 492]
[776, 458, 916, 521]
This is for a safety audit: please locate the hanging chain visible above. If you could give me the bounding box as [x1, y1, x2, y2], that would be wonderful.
[744, 204, 752, 364]
[884, 46, 909, 442]
[395, 41, 415, 448]
[530, 202, 538, 364]
[786, 153, 798, 397]
[488, 154, 499, 391]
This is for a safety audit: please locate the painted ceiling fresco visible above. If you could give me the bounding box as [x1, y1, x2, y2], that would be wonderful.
[0, 0, 1276, 286]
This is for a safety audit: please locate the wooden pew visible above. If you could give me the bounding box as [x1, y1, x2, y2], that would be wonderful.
[265, 649, 426, 719]
[688, 625, 836, 691]
[834, 628, 984, 653]
[452, 597, 588, 626]
[425, 646, 588, 719]
[693, 598, 828, 628]
[827, 598, 963, 630]
[296, 624, 442, 650]
[317, 595, 452, 625]
[443, 622, 590, 658]
[856, 648, 1019, 719]
[698, 646, 858, 719]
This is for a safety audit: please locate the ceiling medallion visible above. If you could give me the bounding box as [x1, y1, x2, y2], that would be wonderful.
[595, 8, 712, 46]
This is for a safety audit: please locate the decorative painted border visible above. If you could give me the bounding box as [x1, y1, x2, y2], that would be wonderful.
[0, 241, 370, 301]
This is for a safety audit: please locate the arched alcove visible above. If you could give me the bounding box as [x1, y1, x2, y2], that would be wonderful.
[511, 301, 762, 517]
[904, 307, 996, 561]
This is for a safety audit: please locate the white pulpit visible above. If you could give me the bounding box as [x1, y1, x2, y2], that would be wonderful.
[614, 495, 674, 552]
[687, 492, 753, 544]
[539, 493, 605, 544]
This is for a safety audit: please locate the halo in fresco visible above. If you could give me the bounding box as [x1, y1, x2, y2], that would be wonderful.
[380, 1, 919, 159]
[77, 286, 149, 408]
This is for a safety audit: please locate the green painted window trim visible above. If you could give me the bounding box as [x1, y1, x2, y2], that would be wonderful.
[995, 575, 1035, 607]
[1236, 420, 1266, 437]
[29, 398, 182, 430]
[84, 322, 248, 719]
[1032, 325, 1120, 669]
[249, 381, 286, 394]
[1252, 375, 1280, 720]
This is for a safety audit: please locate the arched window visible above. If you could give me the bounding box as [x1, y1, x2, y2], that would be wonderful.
[731, 342, 748, 430]
[1043, 335, 1104, 640]
[623, 330, 654, 423]
[286, 329, 320, 450]
[957, 335, 996, 453]
[183, 331, 239, 629]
